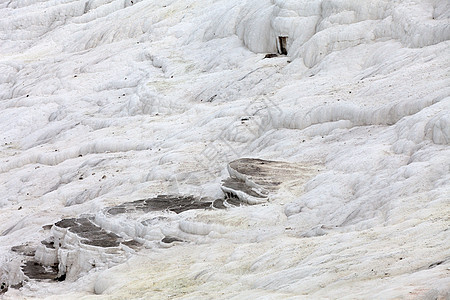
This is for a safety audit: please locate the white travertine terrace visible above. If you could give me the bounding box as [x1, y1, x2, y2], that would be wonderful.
[0, 0, 449, 298]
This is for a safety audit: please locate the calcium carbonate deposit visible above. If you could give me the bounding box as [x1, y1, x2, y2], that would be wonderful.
[0, 0, 449, 299]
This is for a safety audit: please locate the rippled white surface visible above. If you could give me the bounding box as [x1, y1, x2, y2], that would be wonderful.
[0, 0, 449, 298]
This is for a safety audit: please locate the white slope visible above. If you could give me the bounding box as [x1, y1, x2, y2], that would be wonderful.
[0, 0, 449, 298]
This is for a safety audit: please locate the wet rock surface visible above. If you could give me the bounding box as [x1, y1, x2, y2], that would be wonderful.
[10, 244, 59, 282]
[22, 261, 59, 281]
[11, 244, 36, 257]
[229, 158, 300, 191]
[221, 158, 306, 204]
[41, 240, 55, 249]
[222, 177, 268, 199]
[106, 195, 220, 215]
[161, 236, 184, 244]
[54, 217, 122, 248]
[121, 239, 141, 250]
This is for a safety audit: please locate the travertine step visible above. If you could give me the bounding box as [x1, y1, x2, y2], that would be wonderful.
[21, 261, 59, 281]
[106, 195, 224, 215]
[53, 217, 122, 248]
[221, 158, 311, 204]
[14, 195, 228, 283]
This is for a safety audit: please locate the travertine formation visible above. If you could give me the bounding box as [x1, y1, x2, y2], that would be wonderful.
[13, 160, 305, 284]
[106, 195, 225, 215]
[222, 158, 315, 204]
[14, 195, 228, 283]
